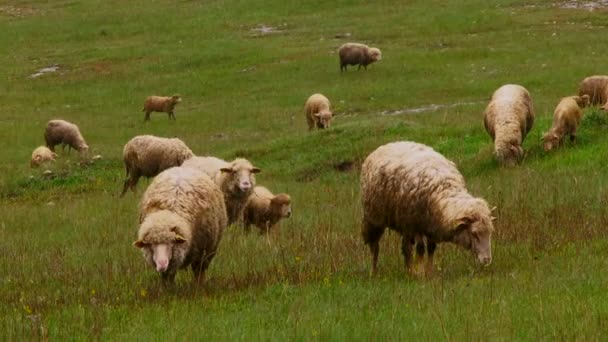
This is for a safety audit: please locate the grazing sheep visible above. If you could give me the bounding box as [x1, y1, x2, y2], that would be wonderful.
[338, 43, 382, 72]
[44, 119, 89, 154]
[133, 166, 227, 284]
[304, 93, 333, 130]
[243, 186, 292, 234]
[120, 135, 193, 197]
[578, 76, 608, 107]
[30, 146, 58, 168]
[182, 156, 261, 224]
[483, 84, 535, 166]
[361, 141, 495, 276]
[543, 95, 590, 151]
[143, 95, 182, 121]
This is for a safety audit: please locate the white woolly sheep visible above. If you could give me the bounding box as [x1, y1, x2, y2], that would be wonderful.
[182, 156, 261, 225]
[44, 119, 89, 154]
[243, 186, 291, 234]
[304, 93, 333, 130]
[338, 43, 382, 72]
[361, 141, 495, 276]
[143, 95, 182, 121]
[578, 75, 608, 107]
[543, 95, 590, 151]
[30, 146, 58, 168]
[483, 84, 535, 166]
[133, 166, 228, 284]
[120, 135, 193, 197]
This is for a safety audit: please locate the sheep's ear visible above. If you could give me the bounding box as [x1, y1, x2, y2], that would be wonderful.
[314, 113, 321, 117]
[454, 216, 474, 230]
[133, 240, 146, 248]
[175, 234, 187, 243]
[490, 216, 497, 221]
[251, 167, 261, 174]
[220, 167, 233, 173]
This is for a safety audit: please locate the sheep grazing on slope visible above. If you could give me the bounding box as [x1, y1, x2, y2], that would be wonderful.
[120, 135, 193, 197]
[30, 146, 58, 168]
[44, 119, 89, 154]
[182, 156, 261, 225]
[360, 141, 495, 276]
[133, 166, 227, 284]
[578, 76, 608, 107]
[483, 84, 535, 166]
[304, 93, 333, 130]
[543, 95, 590, 152]
[338, 43, 382, 72]
[143, 95, 182, 121]
[243, 186, 292, 234]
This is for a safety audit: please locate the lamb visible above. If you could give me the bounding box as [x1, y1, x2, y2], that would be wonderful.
[30, 146, 58, 168]
[120, 135, 193, 197]
[360, 141, 495, 276]
[338, 43, 382, 72]
[143, 95, 182, 121]
[483, 84, 535, 166]
[304, 93, 333, 130]
[182, 156, 261, 225]
[578, 76, 608, 107]
[44, 119, 89, 154]
[133, 166, 227, 284]
[243, 186, 291, 234]
[543, 95, 590, 151]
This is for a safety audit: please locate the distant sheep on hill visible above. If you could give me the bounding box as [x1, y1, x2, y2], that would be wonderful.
[243, 186, 291, 234]
[44, 119, 89, 154]
[304, 93, 333, 130]
[143, 95, 182, 121]
[543, 95, 589, 151]
[578, 76, 608, 107]
[338, 43, 382, 72]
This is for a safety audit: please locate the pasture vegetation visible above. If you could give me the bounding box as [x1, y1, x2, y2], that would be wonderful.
[2, 0, 608, 339]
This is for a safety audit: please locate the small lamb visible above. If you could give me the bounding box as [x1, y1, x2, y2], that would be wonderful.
[243, 186, 292, 234]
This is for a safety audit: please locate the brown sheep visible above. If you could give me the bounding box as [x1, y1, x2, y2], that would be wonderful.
[543, 95, 590, 151]
[143, 95, 182, 121]
[483, 84, 535, 166]
[243, 186, 292, 234]
[120, 135, 193, 196]
[44, 119, 89, 154]
[338, 43, 382, 72]
[361, 141, 495, 276]
[304, 93, 333, 130]
[134, 166, 227, 284]
[578, 76, 608, 107]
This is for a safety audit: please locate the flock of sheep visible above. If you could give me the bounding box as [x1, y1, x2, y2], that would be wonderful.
[27, 41, 608, 283]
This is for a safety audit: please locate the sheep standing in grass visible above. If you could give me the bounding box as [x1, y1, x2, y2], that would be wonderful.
[483, 84, 535, 166]
[121, 135, 193, 196]
[543, 95, 590, 151]
[361, 141, 495, 276]
[338, 43, 382, 72]
[133, 166, 227, 284]
[44, 119, 89, 154]
[182, 156, 261, 224]
[243, 186, 291, 234]
[578, 76, 608, 107]
[304, 93, 333, 130]
[143, 95, 182, 121]
[30, 146, 58, 168]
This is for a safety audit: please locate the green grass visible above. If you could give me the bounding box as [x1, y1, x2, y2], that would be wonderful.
[2, 0, 608, 339]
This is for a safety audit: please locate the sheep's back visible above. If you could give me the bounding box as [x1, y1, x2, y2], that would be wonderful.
[578, 76, 608, 105]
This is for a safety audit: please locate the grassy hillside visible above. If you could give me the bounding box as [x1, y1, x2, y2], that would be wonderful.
[2, 0, 608, 339]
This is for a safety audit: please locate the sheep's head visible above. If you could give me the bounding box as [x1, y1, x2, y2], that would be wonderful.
[133, 212, 189, 274]
[314, 111, 333, 129]
[271, 194, 292, 218]
[576, 94, 590, 108]
[220, 158, 261, 194]
[451, 211, 495, 266]
[30, 155, 42, 168]
[495, 140, 523, 167]
[171, 95, 182, 104]
[368, 47, 382, 62]
[542, 131, 560, 152]
[78, 143, 90, 154]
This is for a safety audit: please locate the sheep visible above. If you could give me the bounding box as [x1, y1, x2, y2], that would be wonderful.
[360, 141, 495, 276]
[182, 156, 261, 225]
[578, 76, 608, 107]
[338, 43, 382, 72]
[30, 146, 57, 168]
[483, 84, 535, 166]
[543, 95, 590, 151]
[44, 119, 89, 154]
[304, 93, 333, 130]
[143, 95, 182, 121]
[120, 135, 193, 197]
[243, 186, 292, 234]
[133, 166, 227, 284]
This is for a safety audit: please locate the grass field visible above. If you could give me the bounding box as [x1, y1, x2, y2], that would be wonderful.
[2, 0, 608, 339]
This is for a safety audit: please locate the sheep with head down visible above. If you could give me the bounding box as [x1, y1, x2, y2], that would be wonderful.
[360, 141, 495, 276]
[304, 93, 333, 130]
[30, 146, 58, 168]
[182, 156, 261, 225]
[543, 95, 589, 152]
[44, 119, 89, 154]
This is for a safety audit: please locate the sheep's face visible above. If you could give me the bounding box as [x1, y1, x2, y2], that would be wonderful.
[79, 144, 89, 154]
[369, 48, 382, 62]
[314, 111, 333, 129]
[577, 95, 590, 108]
[171, 95, 182, 104]
[133, 222, 187, 274]
[452, 217, 493, 266]
[30, 155, 42, 168]
[542, 132, 560, 152]
[221, 162, 261, 194]
[271, 194, 292, 218]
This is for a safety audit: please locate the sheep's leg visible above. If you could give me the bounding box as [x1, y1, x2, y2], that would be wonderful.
[425, 240, 437, 275]
[357, 64, 362, 71]
[144, 111, 151, 122]
[362, 219, 385, 276]
[414, 234, 426, 274]
[161, 271, 176, 285]
[340, 64, 346, 72]
[570, 129, 577, 143]
[401, 234, 415, 274]
[191, 260, 207, 286]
